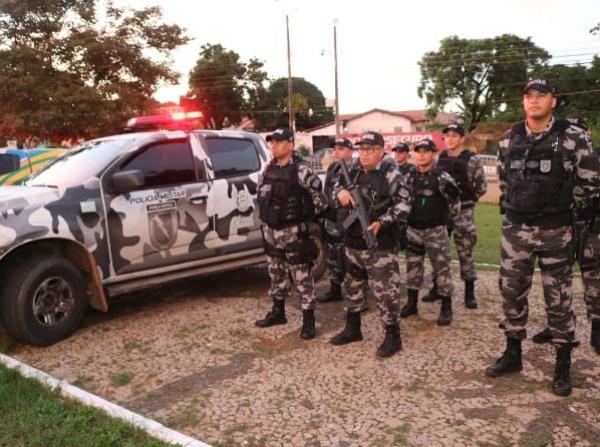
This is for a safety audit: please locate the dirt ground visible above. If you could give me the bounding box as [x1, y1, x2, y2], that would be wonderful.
[2, 262, 599, 447]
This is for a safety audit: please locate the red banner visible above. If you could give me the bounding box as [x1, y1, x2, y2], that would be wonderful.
[341, 131, 445, 152]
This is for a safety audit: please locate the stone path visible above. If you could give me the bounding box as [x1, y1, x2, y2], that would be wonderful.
[3, 262, 599, 447]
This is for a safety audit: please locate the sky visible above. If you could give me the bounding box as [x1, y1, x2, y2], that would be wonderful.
[113, 0, 599, 115]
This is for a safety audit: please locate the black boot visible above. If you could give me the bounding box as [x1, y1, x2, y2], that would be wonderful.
[317, 282, 343, 303]
[464, 280, 477, 309]
[330, 312, 363, 345]
[532, 327, 552, 344]
[376, 324, 402, 358]
[400, 289, 419, 318]
[300, 309, 316, 340]
[422, 281, 439, 302]
[552, 345, 573, 397]
[591, 320, 600, 354]
[255, 299, 287, 327]
[485, 337, 523, 377]
[437, 296, 453, 326]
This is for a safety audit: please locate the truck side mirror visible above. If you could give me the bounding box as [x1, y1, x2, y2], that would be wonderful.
[111, 170, 145, 194]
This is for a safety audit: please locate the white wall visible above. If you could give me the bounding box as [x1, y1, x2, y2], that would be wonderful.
[345, 111, 413, 134]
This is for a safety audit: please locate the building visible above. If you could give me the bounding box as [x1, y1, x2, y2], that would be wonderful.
[301, 108, 457, 151]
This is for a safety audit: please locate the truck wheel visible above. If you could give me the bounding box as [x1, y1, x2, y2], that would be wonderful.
[0, 256, 87, 346]
[309, 224, 328, 281]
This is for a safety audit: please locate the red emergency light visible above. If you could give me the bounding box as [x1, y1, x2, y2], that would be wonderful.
[125, 110, 205, 132]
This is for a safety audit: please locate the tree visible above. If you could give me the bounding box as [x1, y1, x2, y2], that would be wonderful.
[0, 0, 188, 141]
[418, 35, 550, 130]
[257, 77, 334, 131]
[188, 44, 269, 129]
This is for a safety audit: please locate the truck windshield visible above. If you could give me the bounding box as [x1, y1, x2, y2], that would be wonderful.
[25, 139, 131, 188]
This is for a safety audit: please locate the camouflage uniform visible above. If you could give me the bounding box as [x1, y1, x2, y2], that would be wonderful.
[577, 231, 600, 322]
[436, 150, 487, 281]
[497, 118, 598, 345]
[333, 158, 411, 327]
[259, 155, 327, 310]
[404, 170, 461, 297]
[578, 140, 600, 324]
[322, 161, 346, 288]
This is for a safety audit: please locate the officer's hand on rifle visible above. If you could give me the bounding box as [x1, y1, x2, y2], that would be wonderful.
[368, 221, 381, 236]
[337, 189, 355, 207]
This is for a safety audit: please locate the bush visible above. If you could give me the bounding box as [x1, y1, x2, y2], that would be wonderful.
[297, 144, 311, 157]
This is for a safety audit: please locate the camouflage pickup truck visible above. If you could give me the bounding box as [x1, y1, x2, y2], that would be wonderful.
[0, 130, 326, 346]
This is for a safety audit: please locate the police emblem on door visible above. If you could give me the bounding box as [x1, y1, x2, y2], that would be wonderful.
[147, 201, 178, 250]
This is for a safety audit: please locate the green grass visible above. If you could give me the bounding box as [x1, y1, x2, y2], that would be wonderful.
[469, 202, 503, 266]
[0, 364, 174, 447]
[110, 372, 134, 387]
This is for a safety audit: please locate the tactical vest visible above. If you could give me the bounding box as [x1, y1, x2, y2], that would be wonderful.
[398, 163, 417, 177]
[503, 119, 574, 226]
[407, 169, 446, 229]
[341, 160, 396, 250]
[436, 150, 476, 203]
[257, 155, 314, 229]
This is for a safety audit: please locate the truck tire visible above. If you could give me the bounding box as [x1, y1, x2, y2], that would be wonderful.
[309, 224, 328, 281]
[0, 256, 87, 346]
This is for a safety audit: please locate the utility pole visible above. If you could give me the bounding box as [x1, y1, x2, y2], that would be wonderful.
[286, 14, 294, 131]
[333, 19, 340, 139]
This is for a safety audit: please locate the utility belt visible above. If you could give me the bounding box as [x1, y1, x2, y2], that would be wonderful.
[506, 210, 571, 229]
[345, 229, 395, 251]
[261, 223, 316, 265]
[407, 218, 445, 230]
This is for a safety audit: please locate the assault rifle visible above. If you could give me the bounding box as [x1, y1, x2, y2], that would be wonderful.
[338, 159, 378, 250]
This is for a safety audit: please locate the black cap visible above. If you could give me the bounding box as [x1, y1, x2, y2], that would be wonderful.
[266, 128, 294, 142]
[442, 123, 465, 136]
[392, 142, 410, 152]
[567, 117, 588, 131]
[334, 138, 353, 150]
[414, 138, 437, 152]
[522, 79, 556, 95]
[358, 131, 384, 147]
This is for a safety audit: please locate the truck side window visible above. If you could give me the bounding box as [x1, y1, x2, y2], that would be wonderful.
[0, 154, 20, 175]
[204, 138, 260, 178]
[121, 140, 196, 189]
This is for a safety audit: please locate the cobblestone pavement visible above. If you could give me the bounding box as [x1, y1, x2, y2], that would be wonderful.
[2, 261, 599, 447]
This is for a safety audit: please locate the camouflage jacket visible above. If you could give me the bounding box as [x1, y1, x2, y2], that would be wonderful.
[331, 157, 412, 227]
[497, 117, 599, 218]
[404, 168, 462, 221]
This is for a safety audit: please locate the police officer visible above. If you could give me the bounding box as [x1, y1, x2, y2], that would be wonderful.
[392, 142, 417, 177]
[329, 131, 411, 357]
[531, 117, 600, 354]
[391, 142, 414, 251]
[256, 128, 328, 339]
[485, 80, 599, 396]
[318, 138, 355, 303]
[399, 138, 461, 325]
[422, 123, 487, 309]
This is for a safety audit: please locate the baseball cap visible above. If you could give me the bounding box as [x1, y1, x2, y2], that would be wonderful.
[334, 138, 353, 150]
[266, 128, 294, 142]
[414, 138, 437, 152]
[521, 79, 556, 95]
[391, 142, 410, 152]
[358, 131, 385, 147]
[442, 123, 465, 136]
